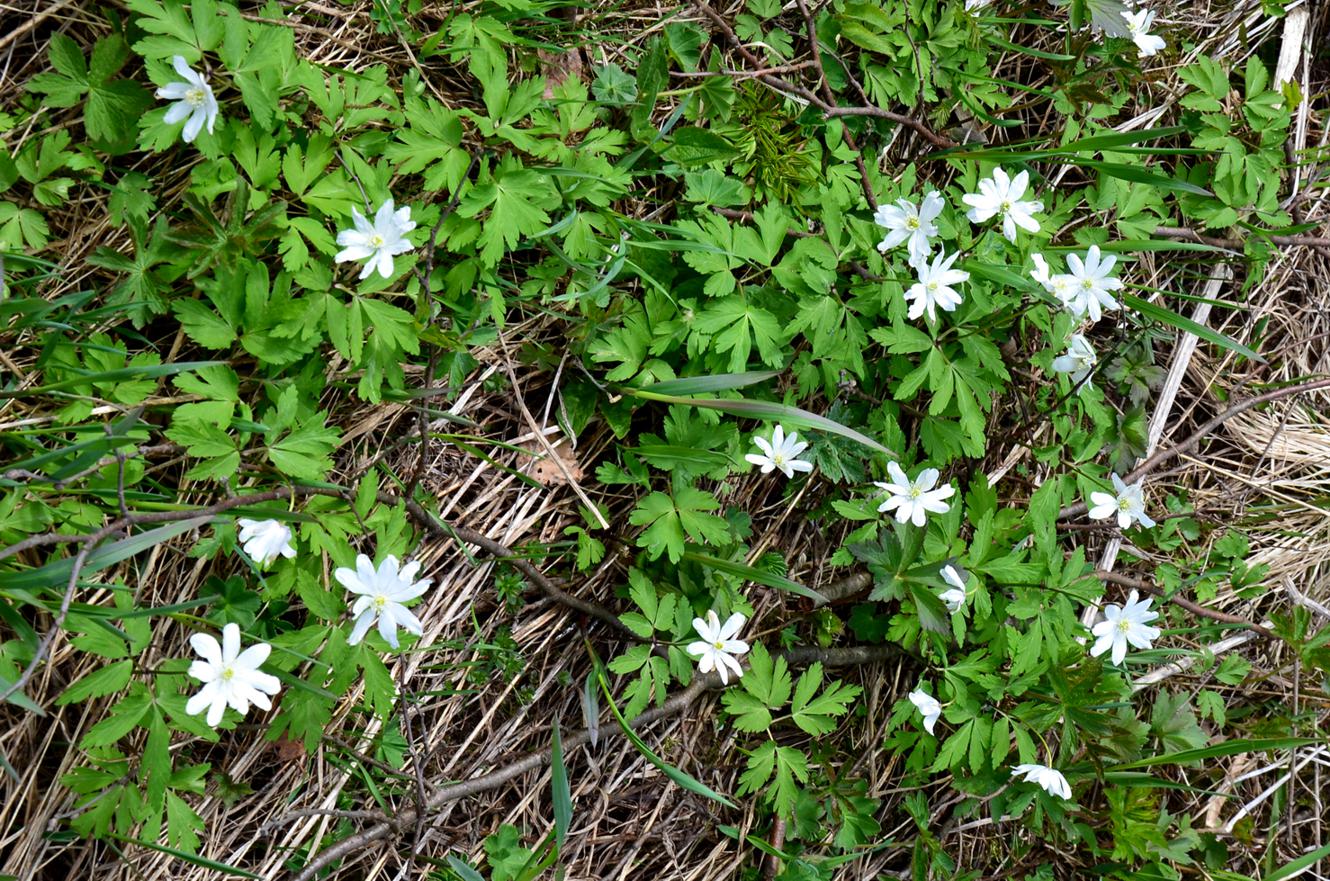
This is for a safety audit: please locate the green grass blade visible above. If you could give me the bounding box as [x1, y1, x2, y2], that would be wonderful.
[550, 719, 572, 852]
[682, 549, 828, 605]
[626, 371, 780, 396]
[622, 389, 895, 457]
[1112, 737, 1322, 770]
[1122, 294, 1264, 363]
[1265, 841, 1330, 881]
[0, 361, 225, 399]
[597, 673, 737, 808]
[0, 517, 212, 592]
[447, 854, 486, 881]
[108, 834, 261, 878]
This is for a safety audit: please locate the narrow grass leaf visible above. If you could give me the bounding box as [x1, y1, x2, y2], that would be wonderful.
[622, 389, 895, 457]
[108, 834, 260, 878]
[1112, 736, 1322, 770]
[1122, 294, 1264, 363]
[0, 516, 212, 592]
[597, 673, 737, 808]
[682, 549, 827, 605]
[550, 718, 572, 851]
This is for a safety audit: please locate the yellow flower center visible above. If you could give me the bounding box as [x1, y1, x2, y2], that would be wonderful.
[1116, 619, 1132, 633]
[1000, 200, 1012, 212]
[772, 453, 786, 466]
[374, 595, 388, 610]
[1117, 497, 1132, 511]
[909, 486, 923, 499]
[927, 281, 939, 292]
[220, 665, 235, 681]
[1081, 278, 1095, 290]
[712, 640, 726, 650]
[185, 86, 206, 106]
[369, 233, 386, 248]
[906, 217, 920, 230]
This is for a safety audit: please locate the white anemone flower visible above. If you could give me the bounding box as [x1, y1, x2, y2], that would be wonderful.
[336, 554, 432, 649]
[156, 56, 218, 144]
[1030, 253, 1076, 304]
[961, 168, 1043, 242]
[186, 623, 281, 728]
[1060, 245, 1123, 322]
[745, 425, 814, 479]
[1122, 9, 1165, 57]
[939, 564, 967, 613]
[905, 250, 970, 321]
[908, 688, 943, 734]
[1088, 473, 1156, 530]
[335, 200, 417, 280]
[686, 610, 749, 685]
[1090, 589, 1162, 665]
[1051, 333, 1098, 387]
[235, 518, 296, 567]
[1011, 763, 1073, 800]
[875, 462, 955, 527]
[965, 0, 991, 10]
[874, 190, 944, 264]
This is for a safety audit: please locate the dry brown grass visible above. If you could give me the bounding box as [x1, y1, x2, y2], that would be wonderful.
[2, 0, 1330, 879]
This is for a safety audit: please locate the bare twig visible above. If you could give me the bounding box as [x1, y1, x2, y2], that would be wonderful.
[1153, 225, 1330, 250]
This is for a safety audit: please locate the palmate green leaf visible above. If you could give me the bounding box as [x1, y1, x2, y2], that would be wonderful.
[693, 296, 785, 371]
[56, 659, 134, 705]
[627, 488, 729, 563]
[458, 165, 557, 265]
[790, 662, 861, 736]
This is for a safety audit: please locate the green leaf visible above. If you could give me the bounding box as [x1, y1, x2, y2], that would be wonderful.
[790, 663, 861, 736]
[1111, 737, 1322, 770]
[56, 659, 134, 705]
[0, 517, 212, 592]
[681, 550, 827, 605]
[598, 673, 737, 808]
[621, 388, 895, 457]
[1121, 294, 1264, 363]
[550, 721, 572, 852]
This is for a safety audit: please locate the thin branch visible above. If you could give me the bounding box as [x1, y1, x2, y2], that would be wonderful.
[1094, 570, 1275, 639]
[1152, 225, 1330, 250]
[1057, 376, 1330, 521]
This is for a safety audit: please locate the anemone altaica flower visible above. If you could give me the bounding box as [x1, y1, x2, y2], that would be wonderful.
[235, 518, 296, 567]
[875, 462, 955, 527]
[1051, 333, 1098, 387]
[908, 688, 942, 734]
[335, 200, 417, 280]
[745, 425, 814, 479]
[686, 610, 749, 685]
[336, 554, 432, 649]
[1059, 245, 1123, 323]
[1090, 589, 1161, 664]
[874, 191, 944, 264]
[186, 623, 281, 727]
[1011, 763, 1072, 800]
[939, 564, 968, 612]
[962, 167, 1043, 242]
[1122, 9, 1165, 57]
[1088, 473, 1156, 530]
[904, 250, 969, 322]
[156, 56, 218, 144]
